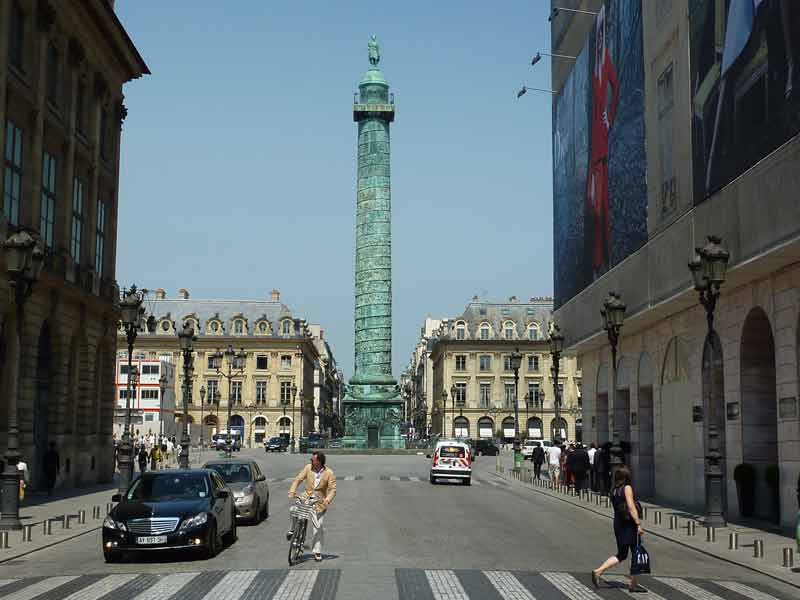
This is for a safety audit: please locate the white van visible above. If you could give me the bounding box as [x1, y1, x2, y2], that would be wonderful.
[429, 440, 472, 486]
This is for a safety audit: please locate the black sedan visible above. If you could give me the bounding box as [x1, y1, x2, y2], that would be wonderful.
[265, 436, 289, 452]
[102, 469, 237, 562]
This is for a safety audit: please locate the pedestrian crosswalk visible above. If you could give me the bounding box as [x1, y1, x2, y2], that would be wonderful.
[0, 570, 790, 599]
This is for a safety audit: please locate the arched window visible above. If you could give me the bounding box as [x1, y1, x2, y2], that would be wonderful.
[254, 416, 267, 428]
[527, 323, 541, 340]
[456, 321, 466, 340]
[477, 416, 494, 439]
[480, 323, 491, 340]
[281, 320, 292, 336]
[503, 321, 515, 340]
[257, 321, 269, 334]
[234, 320, 244, 335]
[453, 416, 469, 438]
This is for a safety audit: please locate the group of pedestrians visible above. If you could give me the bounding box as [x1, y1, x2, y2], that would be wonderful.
[529, 441, 616, 495]
[125, 433, 178, 474]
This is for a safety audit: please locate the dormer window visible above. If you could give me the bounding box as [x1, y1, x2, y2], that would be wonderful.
[208, 320, 222, 335]
[234, 320, 244, 335]
[258, 321, 269, 334]
[480, 323, 490, 340]
[503, 321, 515, 340]
[527, 323, 541, 341]
[456, 322, 466, 340]
[281, 320, 292, 336]
[159, 320, 171, 333]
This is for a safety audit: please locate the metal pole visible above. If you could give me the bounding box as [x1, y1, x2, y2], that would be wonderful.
[554, 355, 561, 442]
[178, 351, 191, 469]
[513, 365, 521, 469]
[117, 334, 135, 495]
[226, 364, 232, 456]
[200, 395, 204, 450]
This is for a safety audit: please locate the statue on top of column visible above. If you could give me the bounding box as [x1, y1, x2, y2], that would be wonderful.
[368, 35, 381, 66]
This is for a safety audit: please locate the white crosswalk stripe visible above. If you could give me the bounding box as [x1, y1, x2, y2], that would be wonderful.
[713, 580, 782, 600]
[2, 576, 78, 600]
[484, 571, 535, 600]
[61, 575, 140, 600]
[425, 570, 470, 600]
[389, 476, 400, 481]
[603, 575, 666, 599]
[542, 573, 602, 600]
[131, 572, 200, 600]
[655, 577, 726, 600]
[0, 579, 19, 589]
[273, 571, 319, 600]
[344, 475, 356, 481]
[199, 571, 259, 600]
[409, 476, 420, 482]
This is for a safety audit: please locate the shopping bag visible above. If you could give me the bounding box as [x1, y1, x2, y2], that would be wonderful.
[630, 538, 651, 575]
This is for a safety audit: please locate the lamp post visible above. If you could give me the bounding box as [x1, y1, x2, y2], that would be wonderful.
[441, 389, 448, 438]
[281, 393, 289, 442]
[450, 384, 457, 437]
[199, 385, 206, 449]
[158, 372, 168, 439]
[524, 392, 531, 439]
[548, 325, 564, 444]
[688, 235, 730, 527]
[211, 345, 247, 457]
[291, 383, 298, 453]
[114, 284, 155, 496]
[0, 231, 44, 529]
[177, 323, 196, 469]
[602, 292, 627, 481]
[510, 348, 523, 470]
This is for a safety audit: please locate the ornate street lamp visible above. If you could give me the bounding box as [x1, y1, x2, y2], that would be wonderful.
[441, 389, 448, 438]
[0, 231, 44, 530]
[524, 392, 531, 439]
[548, 324, 564, 444]
[450, 383, 457, 437]
[688, 235, 730, 527]
[510, 348, 523, 470]
[291, 383, 298, 453]
[211, 345, 247, 457]
[177, 323, 196, 468]
[158, 372, 168, 439]
[601, 292, 626, 479]
[115, 284, 155, 496]
[199, 385, 206, 449]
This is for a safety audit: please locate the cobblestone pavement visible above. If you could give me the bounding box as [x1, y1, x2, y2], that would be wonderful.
[0, 451, 797, 599]
[0, 569, 795, 599]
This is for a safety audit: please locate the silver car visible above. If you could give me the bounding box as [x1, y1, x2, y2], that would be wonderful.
[202, 460, 269, 524]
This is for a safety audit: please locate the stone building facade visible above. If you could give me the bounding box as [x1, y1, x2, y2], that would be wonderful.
[421, 297, 582, 442]
[0, 1, 147, 489]
[550, 0, 800, 530]
[118, 289, 341, 447]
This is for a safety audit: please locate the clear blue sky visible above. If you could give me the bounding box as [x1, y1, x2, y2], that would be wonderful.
[115, 1, 554, 380]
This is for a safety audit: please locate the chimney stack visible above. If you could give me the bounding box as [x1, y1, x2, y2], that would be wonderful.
[178, 288, 190, 300]
[155, 288, 166, 300]
[270, 289, 281, 302]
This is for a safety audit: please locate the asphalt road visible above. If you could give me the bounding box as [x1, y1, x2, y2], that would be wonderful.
[0, 449, 796, 599]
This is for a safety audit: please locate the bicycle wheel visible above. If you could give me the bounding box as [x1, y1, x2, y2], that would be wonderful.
[288, 521, 305, 565]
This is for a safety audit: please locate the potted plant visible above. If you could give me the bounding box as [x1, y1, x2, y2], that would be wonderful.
[765, 464, 780, 523]
[734, 463, 756, 517]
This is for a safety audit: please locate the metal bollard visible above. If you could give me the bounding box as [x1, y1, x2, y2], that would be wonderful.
[22, 524, 33, 542]
[754, 539, 764, 558]
[782, 548, 794, 568]
[603, 496, 610, 508]
[687, 520, 696, 536]
[64, 514, 70, 529]
[78, 510, 86, 525]
[653, 510, 662, 525]
[107, 502, 113, 513]
[0, 531, 9, 549]
[729, 532, 739, 550]
[706, 526, 716, 542]
[642, 506, 648, 520]
[669, 515, 679, 530]
[46, 519, 53, 535]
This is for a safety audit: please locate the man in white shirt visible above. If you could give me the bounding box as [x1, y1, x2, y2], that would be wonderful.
[548, 444, 562, 487]
[587, 443, 597, 491]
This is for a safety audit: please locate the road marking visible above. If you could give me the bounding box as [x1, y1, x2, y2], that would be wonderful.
[343, 475, 355, 481]
[389, 476, 400, 481]
[273, 571, 319, 600]
[199, 571, 259, 600]
[425, 570, 470, 599]
[131, 572, 199, 600]
[484, 570, 535, 600]
[542, 573, 601, 600]
[655, 577, 726, 600]
[603, 575, 665, 599]
[59, 575, 140, 600]
[409, 476, 420, 482]
[0, 580, 19, 589]
[713, 581, 782, 600]
[2, 576, 78, 600]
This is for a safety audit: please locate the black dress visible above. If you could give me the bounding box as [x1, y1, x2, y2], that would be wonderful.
[611, 485, 637, 560]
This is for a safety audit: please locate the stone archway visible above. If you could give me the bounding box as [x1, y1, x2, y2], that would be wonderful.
[33, 323, 54, 490]
[477, 417, 494, 439]
[703, 331, 727, 514]
[527, 416, 543, 439]
[278, 416, 291, 439]
[637, 352, 655, 498]
[203, 414, 219, 443]
[551, 417, 568, 442]
[501, 417, 516, 442]
[453, 416, 469, 439]
[595, 363, 610, 444]
[740, 308, 778, 522]
[658, 337, 693, 506]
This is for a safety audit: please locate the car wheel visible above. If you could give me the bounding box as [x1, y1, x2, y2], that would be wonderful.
[262, 495, 269, 520]
[205, 522, 218, 559]
[463, 478, 471, 486]
[429, 474, 436, 484]
[103, 549, 120, 563]
[224, 513, 237, 545]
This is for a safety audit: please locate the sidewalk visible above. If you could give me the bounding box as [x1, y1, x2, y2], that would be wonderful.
[494, 456, 800, 589]
[0, 447, 212, 563]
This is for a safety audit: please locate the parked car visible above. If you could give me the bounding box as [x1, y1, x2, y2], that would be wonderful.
[299, 433, 326, 453]
[264, 436, 289, 453]
[473, 439, 499, 456]
[102, 469, 236, 563]
[521, 439, 544, 459]
[429, 440, 472, 485]
[203, 459, 269, 524]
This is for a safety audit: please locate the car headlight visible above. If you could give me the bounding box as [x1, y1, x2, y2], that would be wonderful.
[103, 516, 127, 531]
[179, 512, 209, 530]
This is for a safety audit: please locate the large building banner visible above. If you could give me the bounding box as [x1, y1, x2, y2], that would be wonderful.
[690, 1, 800, 203]
[553, 0, 647, 308]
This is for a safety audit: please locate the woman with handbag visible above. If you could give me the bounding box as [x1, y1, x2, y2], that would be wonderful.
[592, 465, 645, 592]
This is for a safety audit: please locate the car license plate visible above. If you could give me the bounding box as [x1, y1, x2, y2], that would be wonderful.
[137, 536, 166, 545]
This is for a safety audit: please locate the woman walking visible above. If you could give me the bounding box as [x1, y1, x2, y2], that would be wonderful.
[592, 465, 644, 592]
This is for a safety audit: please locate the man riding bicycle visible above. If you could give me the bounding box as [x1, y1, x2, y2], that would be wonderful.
[287, 451, 336, 562]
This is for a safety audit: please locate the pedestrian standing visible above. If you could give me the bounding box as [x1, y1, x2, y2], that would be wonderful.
[150, 444, 161, 471]
[559, 445, 569, 487]
[137, 445, 148, 474]
[572, 443, 591, 493]
[588, 443, 597, 491]
[592, 465, 644, 592]
[548, 443, 562, 487]
[532, 445, 545, 480]
[42, 442, 60, 497]
[17, 457, 29, 502]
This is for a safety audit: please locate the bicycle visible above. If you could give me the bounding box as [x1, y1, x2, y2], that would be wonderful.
[288, 497, 318, 566]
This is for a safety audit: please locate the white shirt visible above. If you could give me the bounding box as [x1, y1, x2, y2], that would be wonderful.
[313, 467, 324, 489]
[548, 446, 561, 466]
[588, 447, 597, 465]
